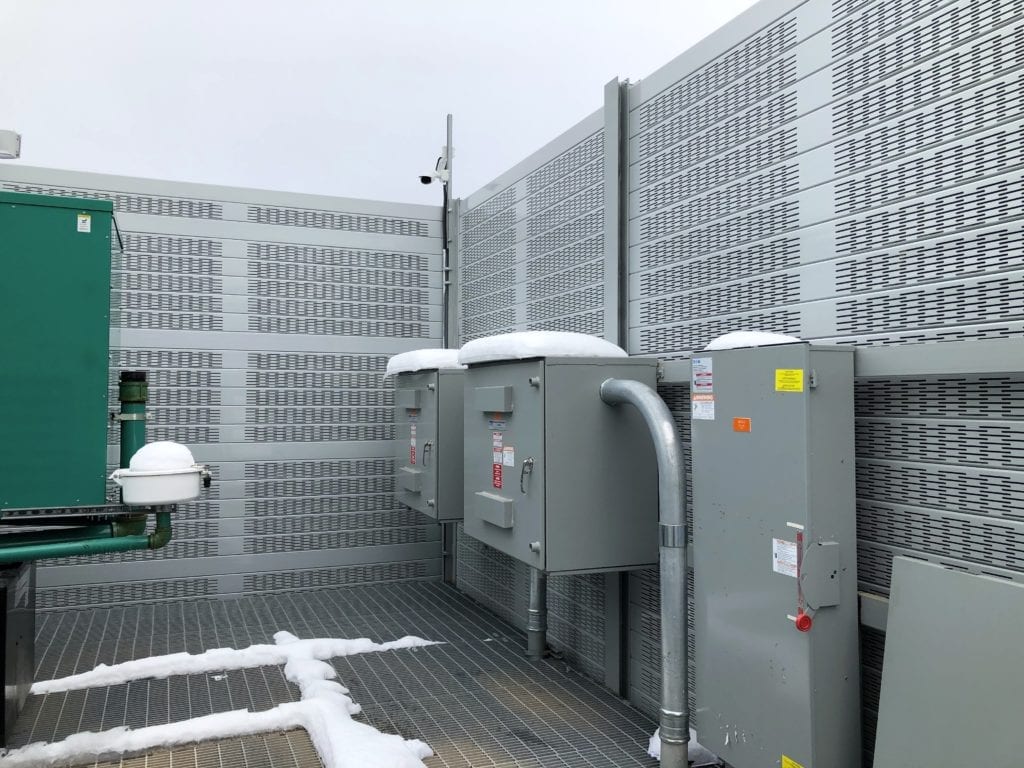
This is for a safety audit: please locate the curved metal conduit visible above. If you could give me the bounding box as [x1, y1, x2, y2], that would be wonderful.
[600, 378, 689, 768]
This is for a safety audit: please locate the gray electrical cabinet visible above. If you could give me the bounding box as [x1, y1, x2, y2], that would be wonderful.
[462, 357, 658, 573]
[692, 343, 859, 768]
[394, 369, 465, 521]
[1, 561, 33, 747]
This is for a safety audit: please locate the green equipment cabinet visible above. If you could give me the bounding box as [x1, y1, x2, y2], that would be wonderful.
[0, 191, 114, 510]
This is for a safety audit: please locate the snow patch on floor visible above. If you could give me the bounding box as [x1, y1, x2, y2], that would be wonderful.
[647, 727, 719, 765]
[704, 331, 803, 350]
[3, 631, 439, 768]
[31, 630, 435, 694]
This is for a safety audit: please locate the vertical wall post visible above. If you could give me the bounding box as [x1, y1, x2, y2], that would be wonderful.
[441, 114, 460, 586]
[603, 78, 630, 350]
[601, 77, 632, 696]
[441, 113, 455, 350]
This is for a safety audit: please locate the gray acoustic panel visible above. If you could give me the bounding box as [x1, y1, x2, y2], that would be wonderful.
[456, 111, 623, 685]
[627, 0, 1024, 355]
[620, 0, 1024, 764]
[0, 164, 444, 609]
[455, 0, 1024, 760]
[872, 558, 1024, 767]
[458, 113, 610, 345]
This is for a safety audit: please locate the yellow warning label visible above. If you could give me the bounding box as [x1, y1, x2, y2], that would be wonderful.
[781, 756, 805, 768]
[775, 368, 804, 392]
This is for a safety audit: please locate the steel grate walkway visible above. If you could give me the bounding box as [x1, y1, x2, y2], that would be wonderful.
[12, 581, 661, 767]
[91, 731, 320, 768]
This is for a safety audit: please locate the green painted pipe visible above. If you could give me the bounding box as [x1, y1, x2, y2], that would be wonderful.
[0, 525, 116, 547]
[0, 515, 144, 528]
[0, 517, 147, 548]
[0, 533, 152, 565]
[150, 509, 172, 549]
[0, 508, 171, 565]
[118, 370, 148, 469]
[117, 371, 148, 525]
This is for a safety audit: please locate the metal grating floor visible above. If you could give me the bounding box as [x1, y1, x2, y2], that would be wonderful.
[13, 581, 660, 767]
[88, 730, 321, 768]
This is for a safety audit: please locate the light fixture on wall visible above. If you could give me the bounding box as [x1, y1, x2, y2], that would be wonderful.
[0, 130, 21, 159]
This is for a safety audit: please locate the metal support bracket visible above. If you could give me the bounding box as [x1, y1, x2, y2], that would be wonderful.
[660, 523, 686, 548]
[800, 540, 842, 610]
[110, 412, 146, 422]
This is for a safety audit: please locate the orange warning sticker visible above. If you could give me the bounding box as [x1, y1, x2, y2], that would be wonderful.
[732, 417, 751, 432]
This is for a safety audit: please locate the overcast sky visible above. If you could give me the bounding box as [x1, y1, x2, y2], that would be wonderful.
[0, 1, 757, 204]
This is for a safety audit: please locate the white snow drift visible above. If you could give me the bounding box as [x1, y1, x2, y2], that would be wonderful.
[704, 331, 803, 350]
[4, 631, 439, 768]
[458, 330, 627, 365]
[127, 441, 196, 471]
[647, 727, 719, 764]
[30, 633, 432, 694]
[385, 348, 465, 376]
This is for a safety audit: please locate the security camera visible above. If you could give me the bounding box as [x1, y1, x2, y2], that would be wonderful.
[418, 148, 454, 185]
[0, 130, 21, 160]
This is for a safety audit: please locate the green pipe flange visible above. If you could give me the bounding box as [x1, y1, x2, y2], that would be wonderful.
[118, 370, 148, 404]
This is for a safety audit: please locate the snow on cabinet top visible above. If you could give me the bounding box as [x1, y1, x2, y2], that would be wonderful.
[458, 331, 628, 365]
[129, 441, 195, 471]
[386, 349, 466, 376]
[704, 331, 804, 351]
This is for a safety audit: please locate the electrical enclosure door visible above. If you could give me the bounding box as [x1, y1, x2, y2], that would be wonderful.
[463, 357, 659, 574]
[394, 369, 465, 521]
[692, 344, 860, 768]
[464, 359, 547, 569]
[395, 371, 439, 517]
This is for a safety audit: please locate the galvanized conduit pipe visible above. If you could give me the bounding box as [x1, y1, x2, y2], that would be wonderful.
[526, 566, 548, 660]
[600, 378, 689, 768]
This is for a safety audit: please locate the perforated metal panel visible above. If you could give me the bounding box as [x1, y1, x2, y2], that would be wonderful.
[458, 113, 609, 344]
[456, 113, 618, 683]
[622, 0, 1024, 764]
[0, 164, 443, 609]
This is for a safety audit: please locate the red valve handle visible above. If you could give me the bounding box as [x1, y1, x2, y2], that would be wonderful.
[795, 611, 813, 632]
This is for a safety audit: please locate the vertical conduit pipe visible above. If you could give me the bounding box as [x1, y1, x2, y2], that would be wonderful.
[526, 566, 548, 660]
[599, 378, 689, 768]
[118, 370, 148, 469]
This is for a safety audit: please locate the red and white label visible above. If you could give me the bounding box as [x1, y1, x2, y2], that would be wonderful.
[410, 424, 417, 465]
[491, 431, 503, 488]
